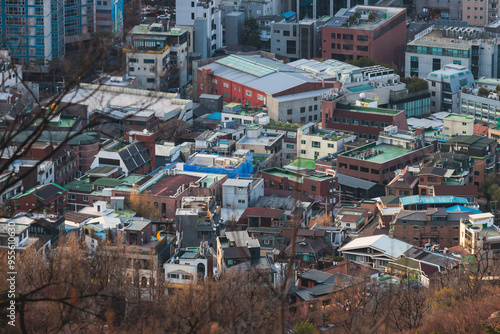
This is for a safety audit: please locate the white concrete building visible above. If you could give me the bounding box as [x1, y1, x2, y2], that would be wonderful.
[427, 64, 475, 113]
[296, 123, 356, 160]
[221, 177, 264, 221]
[406, 26, 500, 79]
[442, 113, 474, 136]
[176, 0, 223, 58]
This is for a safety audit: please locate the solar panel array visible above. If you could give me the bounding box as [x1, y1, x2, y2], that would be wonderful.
[326, 15, 348, 27]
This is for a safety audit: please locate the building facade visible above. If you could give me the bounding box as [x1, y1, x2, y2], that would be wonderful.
[321, 6, 406, 66]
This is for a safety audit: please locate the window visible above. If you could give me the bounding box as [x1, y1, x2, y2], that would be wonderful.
[300, 107, 305, 113]
[357, 35, 368, 41]
[357, 45, 368, 52]
[301, 140, 306, 145]
[223, 82, 229, 88]
[283, 30, 290, 36]
[287, 109, 292, 115]
[312, 141, 320, 148]
[342, 34, 353, 40]
[245, 90, 252, 96]
[343, 44, 353, 50]
[333, 117, 340, 123]
[237, 199, 246, 204]
[144, 59, 154, 64]
[83, 196, 89, 202]
[301, 150, 306, 154]
[311, 186, 316, 192]
[361, 120, 369, 126]
[342, 118, 350, 124]
[371, 121, 378, 127]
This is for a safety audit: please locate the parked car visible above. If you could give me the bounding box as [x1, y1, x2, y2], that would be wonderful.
[158, 14, 168, 20]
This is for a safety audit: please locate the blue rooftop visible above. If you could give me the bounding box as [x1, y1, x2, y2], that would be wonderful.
[400, 195, 469, 206]
[347, 84, 374, 93]
[281, 11, 295, 19]
[204, 112, 222, 120]
[446, 205, 481, 214]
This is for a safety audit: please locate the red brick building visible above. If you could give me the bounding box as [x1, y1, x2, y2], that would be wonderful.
[322, 6, 406, 65]
[24, 142, 79, 187]
[386, 167, 418, 196]
[196, 54, 335, 108]
[417, 167, 448, 196]
[259, 168, 337, 210]
[337, 129, 435, 185]
[322, 99, 408, 140]
[14, 183, 68, 215]
[390, 208, 469, 248]
[238, 207, 285, 228]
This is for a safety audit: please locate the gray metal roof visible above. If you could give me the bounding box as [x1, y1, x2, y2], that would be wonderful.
[337, 173, 378, 189]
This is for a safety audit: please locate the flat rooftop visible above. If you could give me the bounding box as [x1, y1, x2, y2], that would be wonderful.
[237, 134, 281, 146]
[143, 174, 200, 197]
[341, 142, 415, 163]
[337, 102, 400, 115]
[60, 85, 190, 121]
[287, 158, 316, 170]
[444, 114, 474, 122]
[325, 6, 405, 31]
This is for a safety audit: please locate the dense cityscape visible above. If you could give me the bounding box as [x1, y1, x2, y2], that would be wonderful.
[2, 0, 500, 333]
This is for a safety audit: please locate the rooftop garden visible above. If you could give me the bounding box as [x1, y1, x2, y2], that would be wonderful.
[268, 120, 300, 129]
[107, 142, 129, 152]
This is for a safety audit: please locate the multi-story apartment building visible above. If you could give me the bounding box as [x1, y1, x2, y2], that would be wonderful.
[390, 208, 469, 248]
[415, 0, 462, 21]
[271, 20, 317, 61]
[0, 0, 54, 65]
[460, 83, 500, 125]
[296, 123, 356, 160]
[126, 24, 189, 90]
[406, 26, 500, 79]
[462, 0, 499, 26]
[322, 96, 408, 141]
[95, 0, 124, 39]
[441, 135, 499, 189]
[337, 126, 436, 185]
[460, 213, 500, 258]
[176, 0, 223, 58]
[64, 0, 95, 44]
[321, 6, 406, 66]
[427, 64, 476, 113]
[442, 113, 474, 136]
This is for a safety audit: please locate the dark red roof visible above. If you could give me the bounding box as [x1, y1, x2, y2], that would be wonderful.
[433, 185, 478, 197]
[240, 207, 285, 220]
[419, 167, 447, 177]
[145, 174, 200, 197]
[387, 171, 417, 189]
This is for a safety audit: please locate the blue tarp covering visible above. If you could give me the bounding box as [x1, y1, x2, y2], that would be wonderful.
[400, 195, 469, 206]
[184, 152, 254, 178]
[281, 11, 295, 19]
[446, 205, 481, 214]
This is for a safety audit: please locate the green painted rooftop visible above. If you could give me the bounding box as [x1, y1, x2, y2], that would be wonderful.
[444, 114, 473, 121]
[93, 178, 124, 187]
[287, 158, 316, 170]
[342, 142, 415, 163]
[64, 177, 93, 192]
[341, 104, 400, 115]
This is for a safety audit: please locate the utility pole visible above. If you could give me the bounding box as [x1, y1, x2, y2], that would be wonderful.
[492, 200, 498, 226]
